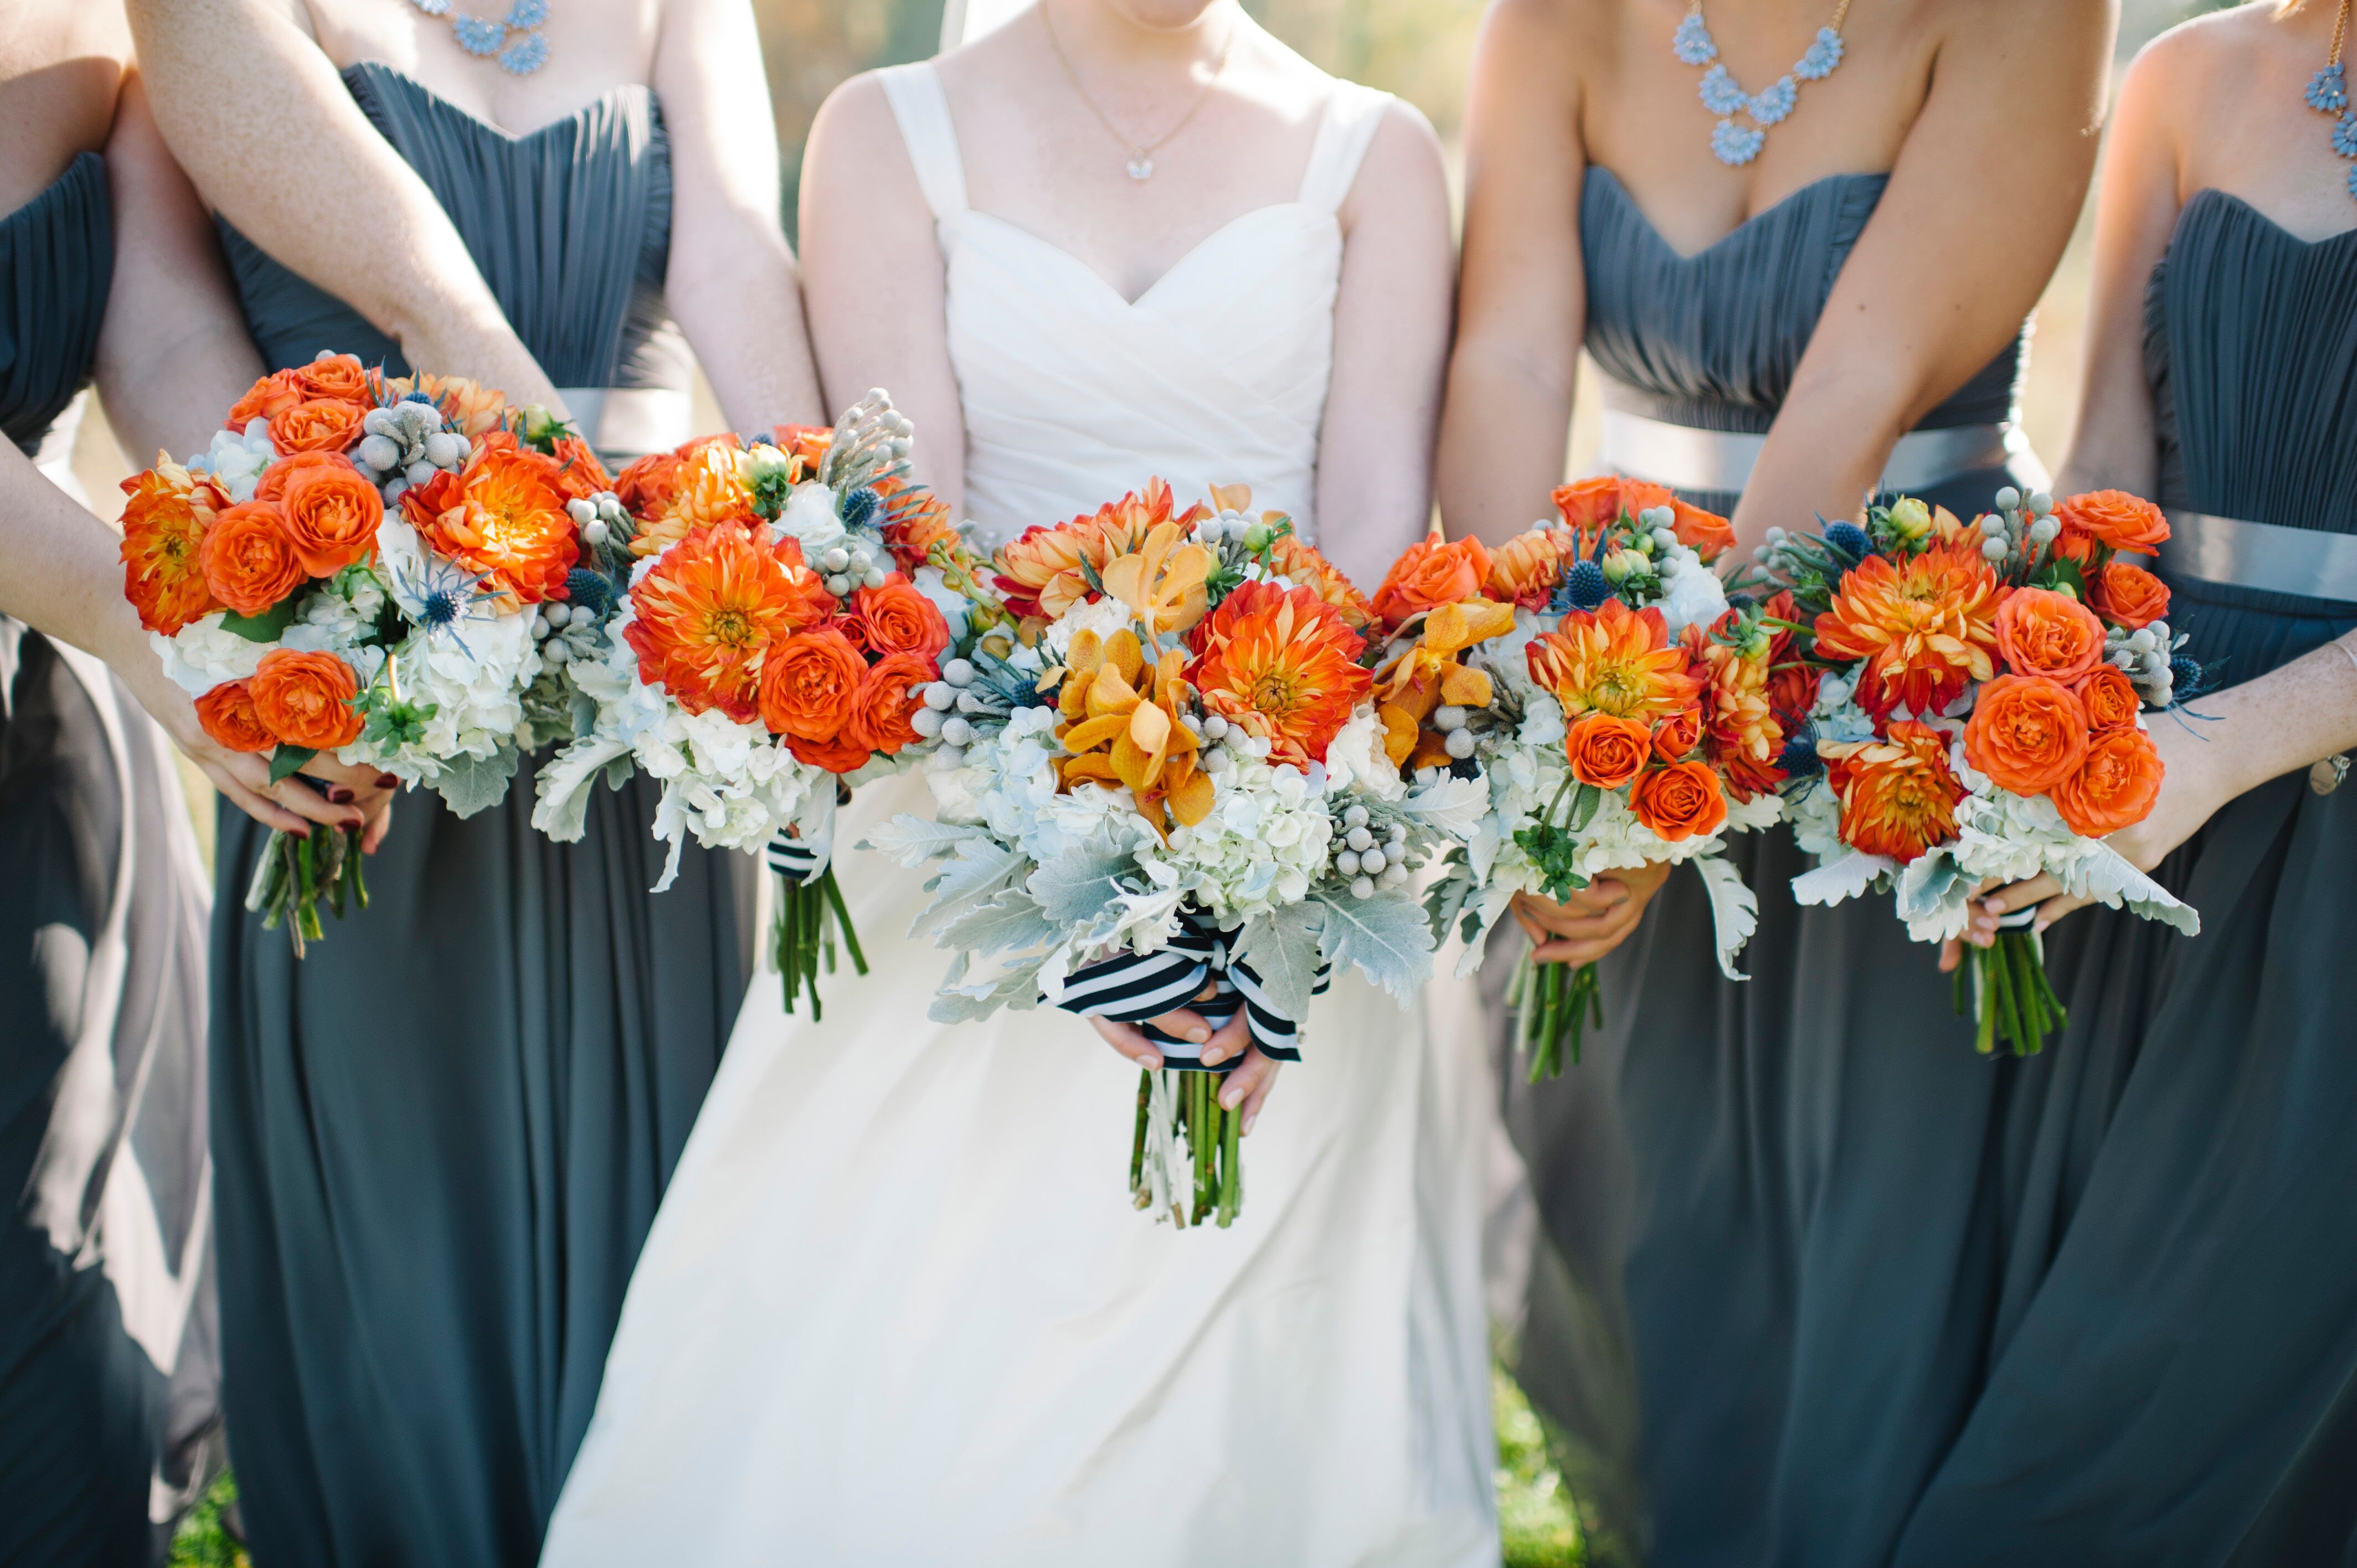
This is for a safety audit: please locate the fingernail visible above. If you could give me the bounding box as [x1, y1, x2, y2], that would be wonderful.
[1188, 1028, 1210, 1044]
[1243, 1108, 1258, 1135]
[346, 816, 365, 832]
[1220, 1084, 1242, 1110]
[327, 787, 354, 804]
[377, 773, 398, 789]
[1201, 1049, 1225, 1067]
[1143, 1051, 1163, 1070]
[292, 825, 311, 839]
[1984, 898, 2005, 912]
[2033, 919, 2049, 935]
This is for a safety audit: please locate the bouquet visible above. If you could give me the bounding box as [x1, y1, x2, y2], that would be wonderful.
[533, 391, 990, 1015]
[869, 482, 1475, 1227]
[119, 352, 608, 951]
[1759, 487, 2201, 1055]
[1416, 478, 1784, 1078]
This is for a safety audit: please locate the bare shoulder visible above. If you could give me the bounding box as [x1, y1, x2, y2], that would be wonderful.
[805, 69, 910, 184]
[1360, 96, 1447, 194]
[2127, 3, 2270, 101]
[1927, 0, 2109, 58]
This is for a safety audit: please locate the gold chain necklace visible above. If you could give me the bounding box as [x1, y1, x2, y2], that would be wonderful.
[1040, 2, 1237, 182]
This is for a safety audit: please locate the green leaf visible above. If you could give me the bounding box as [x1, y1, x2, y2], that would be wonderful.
[431, 747, 520, 818]
[1567, 782, 1602, 833]
[1238, 902, 1326, 1022]
[219, 601, 299, 643]
[1306, 885, 1435, 1004]
[2036, 555, 2088, 598]
[266, 745, 317, 785]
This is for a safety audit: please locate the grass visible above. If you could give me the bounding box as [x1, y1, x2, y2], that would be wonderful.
[170, 1370, 1583, 1566]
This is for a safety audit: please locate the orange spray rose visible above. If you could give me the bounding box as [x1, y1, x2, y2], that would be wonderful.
[195, 682, 276, 753]
[249, 649, 363, 750]
[2053, 727, 2164, 837]
[1963, 674, 2091, 795]
[200, 501, 307, 616]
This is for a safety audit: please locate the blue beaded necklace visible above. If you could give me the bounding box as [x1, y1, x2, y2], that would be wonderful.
[2304, 0, 2357, 202]
[1673, 0, 1855, 167]
[408, 0, 550, 76]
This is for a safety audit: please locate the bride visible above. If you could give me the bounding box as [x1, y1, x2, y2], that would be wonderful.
[541, 1, 1498, 1562]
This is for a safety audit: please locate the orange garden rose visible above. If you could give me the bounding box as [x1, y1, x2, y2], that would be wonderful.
[626, 523, 833, 722]
[1486, 526, 1578, 610]
[200, 501, 307, 616]
[1551, 476, 1670, 538]
[290, 353, 370, 405]
[846, 575, 950, 663]
[403, 446, 578, 602]
[263, 452, 382, 576]
[1630, 760, 1728, 842]
[993, 480, 1197, 623]
[1962, 674, 2090, 796]
[1812, 543, 2008, 719]
[1992, 587, 2106, 684]
[758, 626, 868, 742]
[249, 648, 363, 750]
[1188, 580, 1372, 767]
[2089, 559, 2170, 630]
[786, 729, 874, 773]
[1564, 712, 1652, 790]
[194, 681, 275, 753]
[2076, 666, 2142, 734]
[268, 398, 368, 457]
[2054, 489, 2169, 560]
[1525, 597, 1702, 725]
[1651, 704, 1704, 762]
[1820, 721, 1967, 863]
[1268, 533, 1376, 631]
[2053, 726, 2164, 838]
[225, 369, 303, 428]
[843, 650, 935, 757]
[1663, 498, 1737, 561]
[1370, 530, 1493, 629]
[119, 460, 229, 634]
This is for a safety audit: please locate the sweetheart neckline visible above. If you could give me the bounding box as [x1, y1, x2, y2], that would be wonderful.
[950, 203, 1336, 309]
[2184, 187, 2357, 251]
[341, 60, 649, 145]
[1586, 164, 1889, 264]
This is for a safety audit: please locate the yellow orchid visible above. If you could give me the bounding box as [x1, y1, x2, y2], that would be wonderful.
[1098, 520, 1214, 639]
[1056, 628, 1214, 833]
[1373, 596, 1515, 765]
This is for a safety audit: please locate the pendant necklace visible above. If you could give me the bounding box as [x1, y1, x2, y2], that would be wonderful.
[1042, 2, 1236, 182]
[1674, 0, 1854, 167]
[2303, 0, 2357, 203]
[409, 0, 551, 76]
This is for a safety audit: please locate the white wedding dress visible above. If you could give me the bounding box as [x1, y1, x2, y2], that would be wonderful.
[541, 63, 1499, 1568]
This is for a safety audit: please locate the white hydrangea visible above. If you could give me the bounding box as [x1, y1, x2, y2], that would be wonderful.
[774, 480, 846, 555]
[186, 422, 275, 503]
[1655, 541, 1730, 635]
[154, 615, 266, 693]
[1156, 751, 1334, 920]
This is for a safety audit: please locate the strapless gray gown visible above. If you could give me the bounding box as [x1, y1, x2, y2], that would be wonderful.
[1883, 190, 2357, 1566]
[1501, 169, 2045, 1567]
[209, 65, 753, 1567]
[1, 150, 218, 1565]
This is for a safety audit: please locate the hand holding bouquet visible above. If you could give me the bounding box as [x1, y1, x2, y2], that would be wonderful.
[1758, 488, 2201, 1055]
[119, 353, 606, 951]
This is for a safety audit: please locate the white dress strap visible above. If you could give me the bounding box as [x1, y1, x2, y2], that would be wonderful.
[1295, 81, 1391, 213]
[877, 61, 968, 219]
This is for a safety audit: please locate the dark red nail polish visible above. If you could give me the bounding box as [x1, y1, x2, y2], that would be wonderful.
[377, 773, 398, 788]
[327, 787, 354, 804]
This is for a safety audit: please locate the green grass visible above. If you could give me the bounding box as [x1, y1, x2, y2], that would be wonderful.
[171, 1369, 1583, 1566]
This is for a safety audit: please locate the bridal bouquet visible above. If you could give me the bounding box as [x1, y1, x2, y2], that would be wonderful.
[870, 481, 1469, 1227]
[1416, 478, 1782, 1077]
[1760, 488, 2201, 1054]
[533, 392, 985, 1014]
[118, 352, 607, 951]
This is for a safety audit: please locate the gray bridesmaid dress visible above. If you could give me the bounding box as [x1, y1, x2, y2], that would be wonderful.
[1, 151, 219, 1563]
[1887, 190, 2357, 1566]
[1503, 168, 2046, 1567]
[209, 65, 753, 1566]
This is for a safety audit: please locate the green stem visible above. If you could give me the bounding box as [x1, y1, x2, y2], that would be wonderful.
[1129, 1069, 1151, 1205]
[1217, 1084, 1242, 1228]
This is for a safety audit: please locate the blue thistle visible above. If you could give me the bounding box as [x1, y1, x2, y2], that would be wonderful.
[563, 569, 615, 619]
[1558, 559, 1611, 612]
[401, 390, 436, 405]
[838, 486, 882, 529]
[1823, 522, 1871, 561]
[1778, 721, 1821, 778]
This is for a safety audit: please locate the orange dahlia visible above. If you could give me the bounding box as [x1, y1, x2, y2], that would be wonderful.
[880, 483, 961, 572]
[625, 523, 834, 722]
[995, 479, 1203, 623]
[119, 459, 230, 635]
[1811, 543, 2008, 719]
[1687, 615, 1786, 802]
[1269, 533, 1376, 631]
[617, 435, 756, 558]
[1188, 580, 1372, 767]
[402, 446, 579, 604]
[1820, 720, 1967, 863]
[1525, 597, 1702, 725]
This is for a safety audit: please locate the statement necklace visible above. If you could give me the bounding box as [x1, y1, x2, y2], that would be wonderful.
[1042, 2, 1236, 182]
[409, 0, 550, 76]
[2303, 0, 2357, 203]
[1673, 0, 1854, 167]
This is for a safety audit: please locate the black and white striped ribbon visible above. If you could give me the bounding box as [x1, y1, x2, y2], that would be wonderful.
[1052, 904, 1327, 1068]
[765, 792, 838, 888]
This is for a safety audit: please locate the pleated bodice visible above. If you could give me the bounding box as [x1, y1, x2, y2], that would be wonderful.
[0, 151, 110, 456]
[219, 62, 686, 395]
[2145, 189, 2357, 665]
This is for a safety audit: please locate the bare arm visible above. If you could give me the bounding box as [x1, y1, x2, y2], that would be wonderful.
[797, 72, 969, 514]
[1437, 0, 1586, 550]
[125, 0, 562, 409]
[2054, 36, 2186, 497]
[1732, 0, 2115, 551]
[653, 0, 824, 432]
[1313, 100, 1454, 590]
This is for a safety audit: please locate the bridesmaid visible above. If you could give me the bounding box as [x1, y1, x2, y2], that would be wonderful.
[1439, 0, 2109, 1560]
[125, 0, 824, 1561]
[0, 2, 382, 1557]
[1924, 2, 2357, 1557]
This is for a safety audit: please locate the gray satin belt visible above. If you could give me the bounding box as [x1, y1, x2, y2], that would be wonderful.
[556, 385, 695, 465]
[1598, 408, 2039, 498]
[2158, 509, 2357, 605]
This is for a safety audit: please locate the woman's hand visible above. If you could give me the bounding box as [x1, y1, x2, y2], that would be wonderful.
[1939, 719, 2235, 967]
[1087, 981, 1284, 1132]
[1511, 861, 1674, 966]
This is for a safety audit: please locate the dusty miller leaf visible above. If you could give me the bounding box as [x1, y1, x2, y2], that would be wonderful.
[913, 840, 1028, 944]
[1306, 885, 1435, 1004]
[1694, 855, 1760, 981]
[934, 888, 1058, 960]
[1027, 830, 1138, 930]
[862, 814, 986, 866]
[434, 746, 519, 819]
[1238, 902, 1326, 1022]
